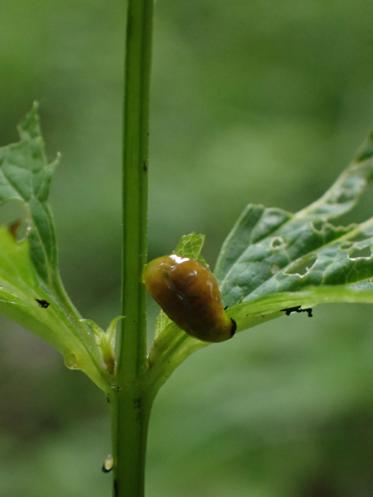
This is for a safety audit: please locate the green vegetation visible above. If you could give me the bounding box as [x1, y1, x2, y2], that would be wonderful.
[0, 1, 372, 496]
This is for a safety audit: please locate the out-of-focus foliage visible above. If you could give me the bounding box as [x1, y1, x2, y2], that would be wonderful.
[0, 0, 372, 496]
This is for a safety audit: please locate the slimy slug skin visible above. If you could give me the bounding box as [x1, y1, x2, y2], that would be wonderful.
[143, 255, 236, 342]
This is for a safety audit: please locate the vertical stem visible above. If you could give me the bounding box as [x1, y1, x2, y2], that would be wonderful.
[111, 388, 152, 497]
[112, 0, 154, 496]
[120, 0, 152, 380]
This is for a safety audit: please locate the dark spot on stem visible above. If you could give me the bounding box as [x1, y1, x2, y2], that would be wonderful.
[114, 479, 119, 497]
[133, 397, 142, 412]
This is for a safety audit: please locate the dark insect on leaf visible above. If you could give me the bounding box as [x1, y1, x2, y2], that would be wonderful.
[281, 305, 313, 317]
[35, 298, 50, 309]
[143, 255, 236, 342]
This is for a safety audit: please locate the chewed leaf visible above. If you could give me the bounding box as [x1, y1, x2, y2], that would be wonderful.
[147, 127, 373, 395]
[216, 129, 373, 308]
[0, 107, 112, 393]
[215, 205, 292, 281]
[245, 220, 373, 301]
[299, 129, 373, 220]
[0, 103, 59, 284]
[219, 218, 354, 306]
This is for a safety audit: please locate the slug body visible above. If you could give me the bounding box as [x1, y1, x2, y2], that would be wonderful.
[143, 255, 235, 342]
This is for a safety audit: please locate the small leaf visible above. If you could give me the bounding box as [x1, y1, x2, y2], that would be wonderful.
[94, 316, 123, 375]
[0, 106, 112, 393]
[0, 102, 59, 284]
[174, 232, 207, 263]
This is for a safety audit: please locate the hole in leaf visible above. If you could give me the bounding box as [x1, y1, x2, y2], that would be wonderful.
[335, 191, 352, 203]
[349, 246, 371, 260]
[285, 254, 317, 277]
[312, 220, 323, 232]
[350, 231, 370, 242]
[271, 236, 286, 249]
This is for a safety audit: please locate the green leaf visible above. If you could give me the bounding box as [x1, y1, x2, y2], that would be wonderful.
[174, 232, 207, 264]
[217, 129, 373, 310]
[214, 205, 292, 282]
[154, 309, 173, 339]
[215, 129, 373, 288]
[93, 315, 123, 375]
[299, 128, 373, 220]
[0, 106, 113, 393]
[0, 226, 111, 392]
[147, 128, 373, 395]
[0, 102, 58, 284]
[227, 283, 373, 334]
[218, 213, 353, 307]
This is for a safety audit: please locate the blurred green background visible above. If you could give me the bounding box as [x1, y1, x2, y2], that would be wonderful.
[1, 1, 373, 496]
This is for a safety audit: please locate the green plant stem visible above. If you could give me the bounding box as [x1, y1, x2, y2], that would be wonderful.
[111, 0, 154, 496]
[111, 386, 152, 497]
